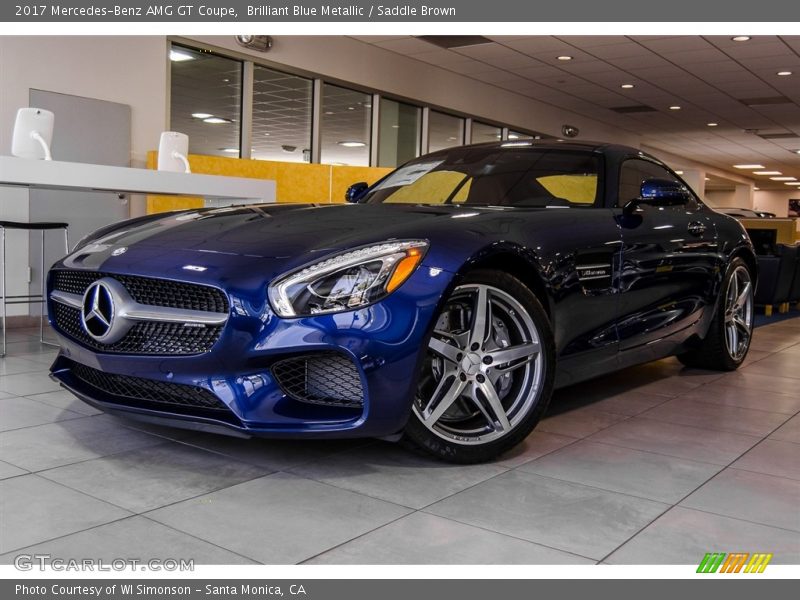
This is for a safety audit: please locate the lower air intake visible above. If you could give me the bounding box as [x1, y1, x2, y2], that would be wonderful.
[66, 360, 237, 422]
[271, 353, 365, 408]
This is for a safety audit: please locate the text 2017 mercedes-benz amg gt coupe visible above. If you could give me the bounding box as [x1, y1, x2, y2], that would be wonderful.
[47, 141, 756, 463]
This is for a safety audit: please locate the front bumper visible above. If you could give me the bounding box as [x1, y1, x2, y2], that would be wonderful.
[48, 263, 454, 439]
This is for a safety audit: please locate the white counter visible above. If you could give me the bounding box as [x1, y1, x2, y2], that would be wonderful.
[0, 156, 276, 203]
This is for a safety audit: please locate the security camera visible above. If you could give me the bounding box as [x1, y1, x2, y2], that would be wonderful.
[235, 35, 273, 52]
[561, 125, 580, 138]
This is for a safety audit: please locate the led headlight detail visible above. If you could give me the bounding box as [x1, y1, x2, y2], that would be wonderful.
[268, 240, 428, 317]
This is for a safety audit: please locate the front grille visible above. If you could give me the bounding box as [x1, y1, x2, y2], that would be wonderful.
[50, 270, 228, 355]
[51, 270, 229, 313]
[272, 353, 364, 408]
[52, 302, 223, 355]
[68, 360, 232, 415]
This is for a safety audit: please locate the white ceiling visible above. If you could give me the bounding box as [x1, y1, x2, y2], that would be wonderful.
[351, 35, 800, 190]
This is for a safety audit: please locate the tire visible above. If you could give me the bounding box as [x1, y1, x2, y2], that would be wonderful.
[678, 257, 755, 371]
[403, 269, 555, 463]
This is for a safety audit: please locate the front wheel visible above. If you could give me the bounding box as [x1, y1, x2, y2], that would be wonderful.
[404, 270, 555, 463]
[678, 257, 755, 371]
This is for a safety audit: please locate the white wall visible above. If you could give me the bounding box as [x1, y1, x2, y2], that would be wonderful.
[0, 36, 168, 316]
[754, 190, 798, 218]
[0, 36, 168, 167]
[704, 190, 736, 208]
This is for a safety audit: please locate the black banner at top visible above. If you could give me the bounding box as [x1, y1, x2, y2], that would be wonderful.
[3, 0, 800, 22]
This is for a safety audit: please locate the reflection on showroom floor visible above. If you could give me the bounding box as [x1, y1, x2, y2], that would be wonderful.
[1, 319, 798, 565]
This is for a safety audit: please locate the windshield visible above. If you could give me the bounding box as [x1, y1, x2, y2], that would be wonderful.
[363, 146, 601, 207]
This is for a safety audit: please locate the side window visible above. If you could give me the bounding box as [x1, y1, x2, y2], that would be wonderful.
[505, 151, 601, 207]
[618, 158, 696, 209]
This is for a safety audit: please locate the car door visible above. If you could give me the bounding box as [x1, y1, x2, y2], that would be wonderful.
[613, 157, 720, 355]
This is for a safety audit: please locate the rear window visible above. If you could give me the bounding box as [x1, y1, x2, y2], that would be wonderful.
[364, 147, 601, 207]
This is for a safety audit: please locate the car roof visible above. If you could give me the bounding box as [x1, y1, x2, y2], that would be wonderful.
[428, 140, 660, 161]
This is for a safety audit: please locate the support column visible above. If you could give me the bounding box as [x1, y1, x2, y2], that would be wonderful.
[680, 169, 706, 201]
[733, 183, 755, 209]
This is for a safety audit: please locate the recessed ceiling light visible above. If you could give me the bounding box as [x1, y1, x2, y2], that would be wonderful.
[203, 117, 230, 124]
[784, 181, 800, 186]
[669, 105, 681, 110]
[770, 176, 797, 181]
[220, 148, 239, 153]
[707, 122, 718, 127]
[324, 111, 334, 115]
[347, 106, 355, 111]
[191, 112, 213, 119]
[777, 71, 793, 76]
[557, 55, 573, 61]
[731, 36, 751, 42]
[733, 164, 765, 169]
[338, 141, 366, 148]
[704, 177, 711, 181]
[754, 171, 782, 175]
[795, 150, 800, 154]
[169, 49, 195, 62]
[620, 83, 635, 89]
[754, 187, 760, 191]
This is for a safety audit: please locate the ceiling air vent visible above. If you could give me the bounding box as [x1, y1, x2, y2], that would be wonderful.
[417, 36, 493, 49]
[757, 132, 800, 140]
[610, 105, 658, 114]
[739, 96, 793, 106]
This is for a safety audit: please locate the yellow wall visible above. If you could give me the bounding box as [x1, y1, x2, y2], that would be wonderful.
[146, 152, 392, 214]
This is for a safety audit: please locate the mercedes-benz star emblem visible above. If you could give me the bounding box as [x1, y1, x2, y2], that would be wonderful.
[80, 278, 132, 344]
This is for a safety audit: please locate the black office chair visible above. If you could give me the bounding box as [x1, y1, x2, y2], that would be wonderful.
[755, 244, 797, 316]
[788, 247, 800, 307]
[0, 220, 69, 356]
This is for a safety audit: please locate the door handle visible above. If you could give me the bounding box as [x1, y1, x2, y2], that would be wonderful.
[688, 221, 706, 236]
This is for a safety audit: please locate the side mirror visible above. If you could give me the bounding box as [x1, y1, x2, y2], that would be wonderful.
[345, 181, 369, 203]
[623, 178, 692, 214]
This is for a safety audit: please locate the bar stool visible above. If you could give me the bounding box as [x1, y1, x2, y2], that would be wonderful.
[0, 220, 69, 356]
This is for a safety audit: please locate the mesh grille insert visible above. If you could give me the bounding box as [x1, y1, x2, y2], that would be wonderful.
[272, 353, 364, 408]
[49, 270, 228, 355]
[51, 270, 229, 313]
[51, 302, 222, 355]
[68, 360, 230, 412]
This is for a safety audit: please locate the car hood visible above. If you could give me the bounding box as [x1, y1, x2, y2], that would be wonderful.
[77, 203, 513, 260]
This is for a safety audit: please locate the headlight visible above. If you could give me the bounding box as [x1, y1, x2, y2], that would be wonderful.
[268, 240, 428, 317]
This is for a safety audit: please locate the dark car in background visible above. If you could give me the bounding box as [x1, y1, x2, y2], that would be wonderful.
[47, 141, 757, 462]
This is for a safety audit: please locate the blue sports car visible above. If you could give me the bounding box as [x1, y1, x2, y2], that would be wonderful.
[48, 141, 756, 462]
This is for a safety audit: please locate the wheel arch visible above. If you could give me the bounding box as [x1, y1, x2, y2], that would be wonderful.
[729, 244, 758, 284]
[454, 243, 554, 319]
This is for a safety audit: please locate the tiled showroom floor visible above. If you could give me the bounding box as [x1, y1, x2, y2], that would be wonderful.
[1, 320, 799, 565]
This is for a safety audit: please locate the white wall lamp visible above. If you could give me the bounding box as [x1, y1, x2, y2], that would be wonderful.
[157, 131, 191, 174]
[12, 107, 54, 160]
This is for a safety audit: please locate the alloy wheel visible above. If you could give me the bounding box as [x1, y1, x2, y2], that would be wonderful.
[413, 283, 545, 445]
[723, 265, 754, 361]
